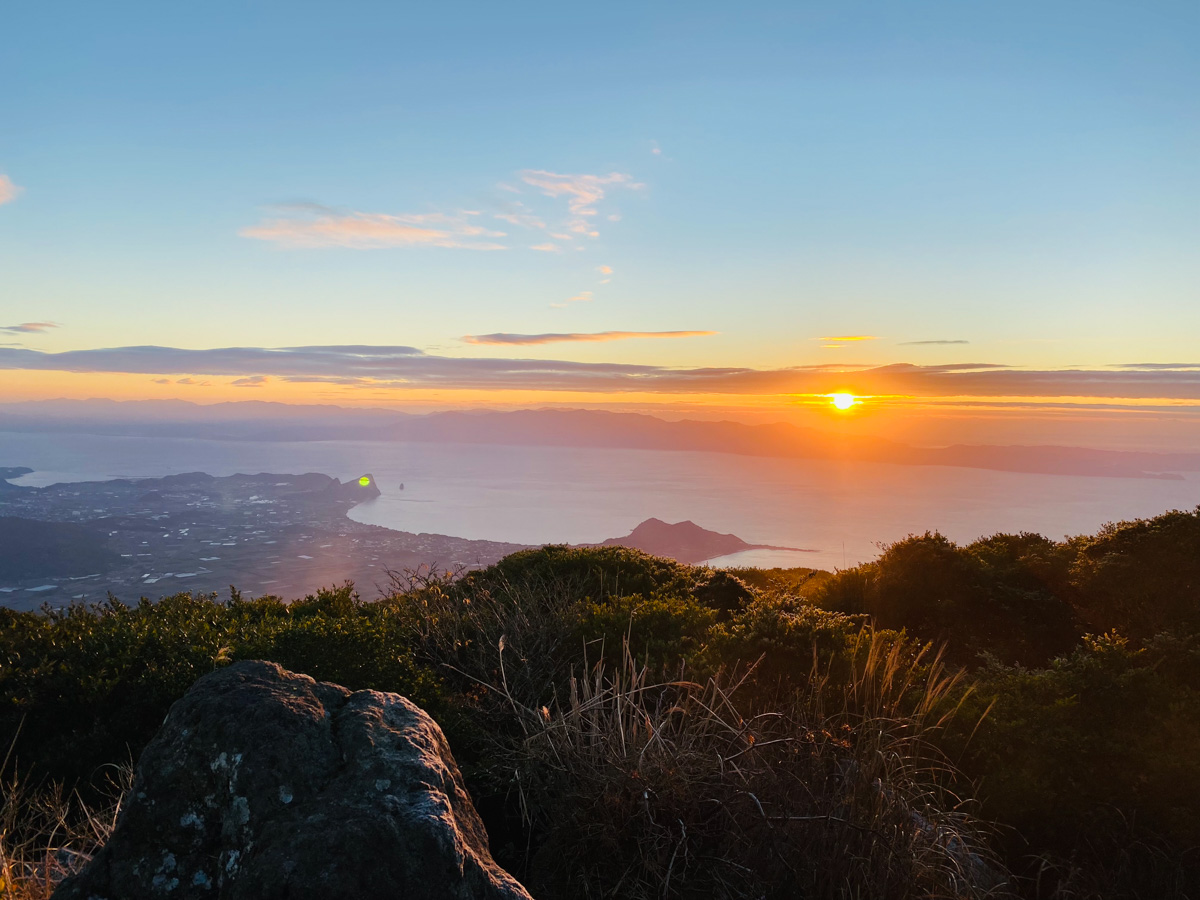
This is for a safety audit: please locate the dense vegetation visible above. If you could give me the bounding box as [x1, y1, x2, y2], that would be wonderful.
[2, 507, 1199, 898]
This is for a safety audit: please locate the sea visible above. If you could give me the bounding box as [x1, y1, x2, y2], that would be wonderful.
[2, 431, 1195, 571]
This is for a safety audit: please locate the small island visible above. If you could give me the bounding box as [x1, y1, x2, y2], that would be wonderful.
[592, 517, 812, 564]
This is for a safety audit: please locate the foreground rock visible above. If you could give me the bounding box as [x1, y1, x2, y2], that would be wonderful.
[54, 660, 532, 900]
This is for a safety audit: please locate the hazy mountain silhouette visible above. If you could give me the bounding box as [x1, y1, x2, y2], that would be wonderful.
[1, 400, 1195, 479]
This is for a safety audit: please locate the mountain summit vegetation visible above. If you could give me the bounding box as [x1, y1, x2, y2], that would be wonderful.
[2, 507, 1198, 898]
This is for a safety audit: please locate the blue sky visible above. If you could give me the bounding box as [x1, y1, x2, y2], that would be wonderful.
[1, 1, 1198, 423]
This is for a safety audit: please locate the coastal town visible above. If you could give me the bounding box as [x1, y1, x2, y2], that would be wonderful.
[0, 469, 527, 610]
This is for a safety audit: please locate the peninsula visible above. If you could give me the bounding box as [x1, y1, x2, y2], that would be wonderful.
[0, 468, 810, 608]
[0, 469, 526, 609]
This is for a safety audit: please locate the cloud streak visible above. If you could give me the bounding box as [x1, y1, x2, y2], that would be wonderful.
[550, 291, 593, 309]
[462, 331, 719, 346]
[243, 167, 640, 252]
[241, 205, 506, 250]
[5, 345, 1200, 401]
[818, 335, 880, 349]
[0, 322, 58, 335]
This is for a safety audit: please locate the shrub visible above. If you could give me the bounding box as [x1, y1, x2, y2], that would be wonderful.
[0, 585, 440, 792]
[953, 632, 1200, 897]
[1069, 507, 1200, 639]
[458, 544, 697, 605]
[814, 533, 1079, 667]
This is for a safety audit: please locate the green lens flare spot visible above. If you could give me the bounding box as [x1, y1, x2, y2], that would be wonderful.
[358, 476, 371, 486]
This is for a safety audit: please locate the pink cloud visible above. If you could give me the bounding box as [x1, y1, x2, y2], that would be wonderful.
[519, 170, 640, 217]
[0, 175, 21, 206]
[0, 322, 57, 335]
[463, 330, 718, 346]
[240, 206, 506, 250]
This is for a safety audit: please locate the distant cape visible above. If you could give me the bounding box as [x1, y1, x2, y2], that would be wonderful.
[589, 517, 812, 565]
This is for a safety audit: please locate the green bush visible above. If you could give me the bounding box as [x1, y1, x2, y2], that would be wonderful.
[457, 544, 697, 604]
[816, 532, 1080, 667]
[953, 631, 1200, 896]
[0, 585, 440, 792]
[575, 592, 717, 672]
[3, 523, 1200, 899]
[1070, 507, 1200, 638]
[697, 594, 866, 688]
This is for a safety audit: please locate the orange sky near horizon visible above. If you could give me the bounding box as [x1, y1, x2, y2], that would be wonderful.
[6, 368, 1200, 453]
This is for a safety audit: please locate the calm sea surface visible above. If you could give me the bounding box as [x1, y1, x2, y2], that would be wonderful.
[2, 432, 1195, 570]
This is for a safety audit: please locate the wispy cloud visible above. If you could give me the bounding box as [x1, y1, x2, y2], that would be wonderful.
[550, 291, 593, 309]
[519, 170, 640, 216]
[232, 375, 269, 387]
[6, 346, 1200, 402]
[241, 204, 506, 250]
[462, 330, 718, 346]
[243, 166, 642, 254]
[1112, 362, 1200, 370]
[152, 376, 211, 386]
[0, 175, 21, 206]
[900, 339, 970, 346]
[516, 170, 641, 240]
[494, 208, 547, 230]
[0, 322, 58, 335]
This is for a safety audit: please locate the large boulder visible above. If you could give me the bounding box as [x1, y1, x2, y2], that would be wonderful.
[54, 660, 532, 900]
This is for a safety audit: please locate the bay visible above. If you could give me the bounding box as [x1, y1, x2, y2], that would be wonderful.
[1, 431, 1194, 571]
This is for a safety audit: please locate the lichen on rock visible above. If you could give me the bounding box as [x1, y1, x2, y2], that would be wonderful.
[53, 660, 532, 900]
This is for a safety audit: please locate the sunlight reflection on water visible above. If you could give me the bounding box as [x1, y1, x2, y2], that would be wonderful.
[3, 433, 1194, 571]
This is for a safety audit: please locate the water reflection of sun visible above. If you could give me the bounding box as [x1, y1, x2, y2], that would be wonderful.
[829, 393, 857, 410]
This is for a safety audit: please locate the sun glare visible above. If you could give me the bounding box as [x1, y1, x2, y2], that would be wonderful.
[829, 393, 857, 410]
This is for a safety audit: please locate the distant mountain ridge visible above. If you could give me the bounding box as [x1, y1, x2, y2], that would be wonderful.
[1, 399, 1196, 480]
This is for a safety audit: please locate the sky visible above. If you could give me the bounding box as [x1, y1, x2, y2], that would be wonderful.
[2, 1, 1199, 447]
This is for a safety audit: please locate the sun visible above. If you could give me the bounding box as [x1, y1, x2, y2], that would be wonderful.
[829, 392, 857, 410]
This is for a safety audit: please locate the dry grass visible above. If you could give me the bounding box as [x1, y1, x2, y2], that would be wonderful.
[400, 568, 1012, 898]
[0, 729, 129, 900]
[503, 637, 1008, 899]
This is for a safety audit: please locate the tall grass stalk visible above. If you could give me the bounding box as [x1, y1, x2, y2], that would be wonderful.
[405, 566, 1010, 900]
[0, 730, 129, 900]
